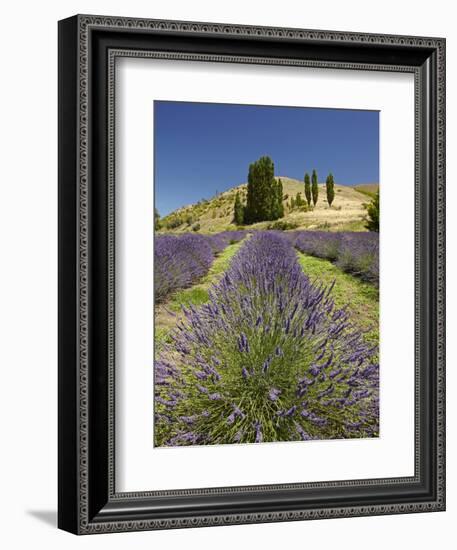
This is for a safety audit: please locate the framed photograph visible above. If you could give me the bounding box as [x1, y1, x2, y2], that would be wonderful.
[58, 14, 446, 534]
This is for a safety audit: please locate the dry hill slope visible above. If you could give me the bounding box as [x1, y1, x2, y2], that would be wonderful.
[353, 183, 379, 198]
[160, 177, 376, 233]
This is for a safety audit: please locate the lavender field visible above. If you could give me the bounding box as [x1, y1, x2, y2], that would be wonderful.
[154, 231, 247, 302]
[154, 230, 379, 446]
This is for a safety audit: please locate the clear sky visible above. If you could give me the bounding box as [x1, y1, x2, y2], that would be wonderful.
[154, 101, 379, 216]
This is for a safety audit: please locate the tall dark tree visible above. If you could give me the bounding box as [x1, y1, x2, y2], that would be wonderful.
[304, 173, 311, 206]
[270, 181, 278, 220]
[272, 178, 284, 219]
[311, 169, 319, 206]
[244, 156, 278, 224]
[154, 207, 161, 231]
[365, 189, 379, 232]
[233, 191, 244, 225]
[326, 173, 335, 207]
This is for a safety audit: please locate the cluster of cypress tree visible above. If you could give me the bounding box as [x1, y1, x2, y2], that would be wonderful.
[234, 156, 284, 225]
[234, 159, 338, 226]
[303, 170, 336, 208]
[303, 169, 319, 206]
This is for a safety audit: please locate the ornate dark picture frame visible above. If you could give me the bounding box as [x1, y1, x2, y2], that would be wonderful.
[58, 14, 446, 534]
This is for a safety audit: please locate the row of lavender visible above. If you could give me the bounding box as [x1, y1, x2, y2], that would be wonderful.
[287, 231, 379, 285]
[154, 231, 246, 302]
[155, 232, 379, 446]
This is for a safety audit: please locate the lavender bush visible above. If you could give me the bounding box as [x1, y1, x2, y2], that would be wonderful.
[154, 231, 246, 302]
[155, 232, 379, 446]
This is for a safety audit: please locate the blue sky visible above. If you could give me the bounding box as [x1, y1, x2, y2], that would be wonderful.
[154, 101, 379, 216]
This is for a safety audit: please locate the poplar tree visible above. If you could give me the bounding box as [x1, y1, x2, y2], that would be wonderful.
[304, 173, 311, 206]
[276, 178, 284, 218]
[270, 178, 284, 220]
[326, 173, 335, 207]
[311, 169, 319, 206]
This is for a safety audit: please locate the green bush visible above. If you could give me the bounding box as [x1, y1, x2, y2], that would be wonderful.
[365, 190, 379, 232]
[185, 214, 195, 226]
[267, 220, 299, 231]
[165, 215, 183, 229]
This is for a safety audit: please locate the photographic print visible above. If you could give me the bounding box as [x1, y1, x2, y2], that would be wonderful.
[154, 101, 380, 447]
[58, 17, 445, 532]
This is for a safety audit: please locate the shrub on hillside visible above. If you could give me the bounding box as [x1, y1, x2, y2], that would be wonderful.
[165, 215, 183, 230]
[267, 220, 299, 231]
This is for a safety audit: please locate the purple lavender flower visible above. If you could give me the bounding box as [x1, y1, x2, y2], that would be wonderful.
[317, 384, 334, 399]
[179, 415, 198, 424]
[329, 368, 342, 379]
[262, 356, 272, 373]
[227, 404, 244, 424]
[155, 396, 177, 407]
[294, 422, 313, 441]
[309, 364, 322, 377]
[233, 430, 244, 442]
[238, 333, 250, 353]
[268, 388, 281, 401]
[346, 421, 362, 430]
[285, 405, 297, 417]
[208, 393, 221, 401]
[254, 421, 263, 443]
